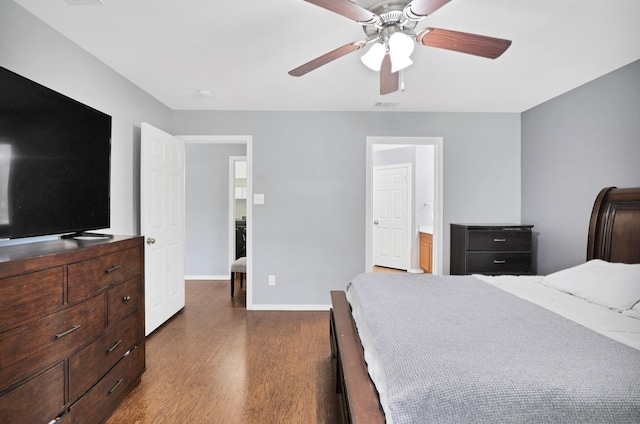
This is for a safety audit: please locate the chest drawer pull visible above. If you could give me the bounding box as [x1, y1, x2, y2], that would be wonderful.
[493, 260, 506, 264]
[106, 265, 122, 274]
[55, 324, 82, 339]
[493, 238, 506, 242]
[108, 378, 125, 394]
[48, 411, 69, 424]
[107, 339, 123, 353]
[122, 295, 131, 303]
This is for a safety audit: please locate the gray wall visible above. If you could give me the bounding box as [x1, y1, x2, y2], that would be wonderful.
[173, 112, 521, 306]
[185, 143, 246, 276]
[1, 1, 172, 238]
[522, 59, 640, 275]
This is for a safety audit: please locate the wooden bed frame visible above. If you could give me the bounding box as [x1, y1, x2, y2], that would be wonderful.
[329, 186, 640, 424]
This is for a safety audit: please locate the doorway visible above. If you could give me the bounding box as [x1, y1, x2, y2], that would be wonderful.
[180, 135, 254, 309]
[230, 156, 247, 261]
[365, 136, 443, 275]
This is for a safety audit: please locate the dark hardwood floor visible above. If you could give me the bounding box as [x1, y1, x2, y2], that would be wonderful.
[105, 280, 340, 424]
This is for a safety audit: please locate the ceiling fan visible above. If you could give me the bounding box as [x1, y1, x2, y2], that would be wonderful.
[288, 0, 512, 95]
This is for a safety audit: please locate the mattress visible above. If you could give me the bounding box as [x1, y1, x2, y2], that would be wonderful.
[345, 272, 640, 424]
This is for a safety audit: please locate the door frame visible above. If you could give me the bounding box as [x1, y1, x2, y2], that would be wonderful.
[365, 136, 444, 274]
[179, 135, 254, 309]
[373, 163, 412, 270]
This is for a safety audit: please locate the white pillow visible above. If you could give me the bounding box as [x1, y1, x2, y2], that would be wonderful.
[623, 304, 640, 320]
[543, 259, 640, 312]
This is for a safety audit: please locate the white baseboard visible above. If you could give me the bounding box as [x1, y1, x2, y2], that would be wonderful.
[185, 275, 228, 281]
[249, 304, 331, 311]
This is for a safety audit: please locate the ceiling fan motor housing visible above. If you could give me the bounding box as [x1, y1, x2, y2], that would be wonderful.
[363, 8, 417, 36]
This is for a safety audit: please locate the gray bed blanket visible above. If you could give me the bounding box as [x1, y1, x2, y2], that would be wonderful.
[346, 273, 640, 424]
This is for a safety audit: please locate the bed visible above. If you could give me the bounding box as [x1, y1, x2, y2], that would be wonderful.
[329, 186, 640, 423]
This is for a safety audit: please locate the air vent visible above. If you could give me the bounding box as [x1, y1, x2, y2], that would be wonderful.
[65, 0, 104, 5]
[374, 102, 400, 108]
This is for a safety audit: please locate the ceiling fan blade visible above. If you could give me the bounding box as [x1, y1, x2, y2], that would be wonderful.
[288, 41, 366, 77]
[416, 28, 512, 59]
[303, 0, 378, 24]
[380, 53, 399, 95]
[405, 0, 451, 18]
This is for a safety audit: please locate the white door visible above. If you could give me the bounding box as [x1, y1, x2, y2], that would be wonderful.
[141, 123, 185, 336]
[373, 164, 410, 270]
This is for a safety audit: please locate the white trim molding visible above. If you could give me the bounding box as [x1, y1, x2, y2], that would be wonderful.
[184, 275, 229, 281]
[250, 304, 331, 311]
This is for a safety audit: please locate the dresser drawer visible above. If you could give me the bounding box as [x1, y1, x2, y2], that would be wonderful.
[0, 267, 64, 330]
[69, 344, 145, 424]
[0, 362, 65, 424]
[467, 230, 531, 251]
[0, 294, 106, 391]
[67, 247, 142, 303]
[69, 310, 144, 402]
[108, 277, 142, 326]
[466, 252, 532, 275]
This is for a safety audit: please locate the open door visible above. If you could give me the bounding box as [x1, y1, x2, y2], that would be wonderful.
[141, 123, 185, 335]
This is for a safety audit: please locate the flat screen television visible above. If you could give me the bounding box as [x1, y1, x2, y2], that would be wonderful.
[0, 66, 111, 240]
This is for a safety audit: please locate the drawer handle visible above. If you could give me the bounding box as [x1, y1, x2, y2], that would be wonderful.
[108, 378, 125, 394]
[107, 339, 123, 353]
[494, 260, 506, 264]
[48, 411, 70, 424]
[55, 324, 81, 339]
[493, 238, 507, 242]
[122, 295, 131, 303]
[106, 265, 122, 274]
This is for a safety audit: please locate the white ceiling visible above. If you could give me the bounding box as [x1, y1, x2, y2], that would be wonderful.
[13, 0, 640, 112]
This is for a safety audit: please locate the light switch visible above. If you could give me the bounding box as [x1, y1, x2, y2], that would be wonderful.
[254, 193, 265, 204]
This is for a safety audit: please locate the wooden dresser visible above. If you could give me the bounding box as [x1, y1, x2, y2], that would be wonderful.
[0, 236, 145, 424]
[450, 224, 534, 275]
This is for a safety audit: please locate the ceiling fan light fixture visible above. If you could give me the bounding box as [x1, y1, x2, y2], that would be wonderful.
[389, 32, 415, 72]
[389, 32, 415, 58]
[391, 55, 413, 72]
[361, 42, 385, 71]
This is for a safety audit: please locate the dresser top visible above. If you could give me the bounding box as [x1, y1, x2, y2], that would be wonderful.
[0, 236, 142, 266]
[451, 223, 534, 230]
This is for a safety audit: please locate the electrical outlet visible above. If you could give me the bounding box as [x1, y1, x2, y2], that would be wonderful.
[268, 275, 276, 286]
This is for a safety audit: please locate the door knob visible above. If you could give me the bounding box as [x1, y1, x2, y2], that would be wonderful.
[146, 237, 156, 245]
[374, 220, 379, 225]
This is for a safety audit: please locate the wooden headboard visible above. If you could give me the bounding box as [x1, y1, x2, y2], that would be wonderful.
[587, 187, 640, 264]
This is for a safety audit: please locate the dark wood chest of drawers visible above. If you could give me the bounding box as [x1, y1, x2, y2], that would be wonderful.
[0, 236, 145, 424]
[450, 224, 534, 275]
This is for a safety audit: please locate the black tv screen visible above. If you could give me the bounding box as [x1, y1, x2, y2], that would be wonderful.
[0, 66, 111, 239]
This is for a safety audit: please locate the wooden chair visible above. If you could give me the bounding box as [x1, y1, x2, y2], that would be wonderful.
[230, 257, 246, 297]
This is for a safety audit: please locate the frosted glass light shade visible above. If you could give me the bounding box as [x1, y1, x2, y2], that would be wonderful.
[391, 55, 413, 72]
[361, 43, 386, 71]
[389, 32, 415, 57]
[389, 32, 415, 72]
